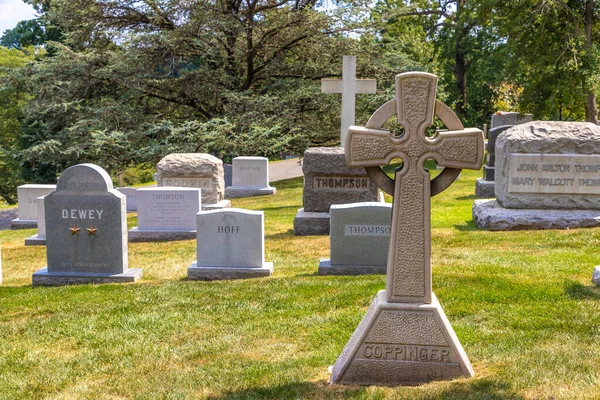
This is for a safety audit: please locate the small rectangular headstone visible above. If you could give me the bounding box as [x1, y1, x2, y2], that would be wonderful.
[11, 184, 56, 229]
[32, 163, 142, 286]
[225, 157, 276, 198]
[491, 112, 533, 128]
[129, 187, 201, 241]
[319, 202, 391, 275]
[188, 208, 273, 280]
[116, 187, 138, 212]
[25, 195, 47, 246]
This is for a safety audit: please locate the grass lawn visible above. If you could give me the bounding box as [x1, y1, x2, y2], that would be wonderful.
[1, 168, 600, 399]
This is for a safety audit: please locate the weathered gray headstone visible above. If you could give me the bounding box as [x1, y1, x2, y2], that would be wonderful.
[491, 111, 533, 128]
[319, 202, 391, 275]
[188, 208, 273, 280]
[330, 72, 483, 386]
[474, 121, 600, 230]
[129, 187, 201, 241]
[225, 156, 276, 198]
[32, 163, 142, 286]
[593, 266, 600, 286]
[322, 56, 377, 147]
[293, 147, 379, 236]
[11, 184, 56, 229]
[156, 153, 231, 210]
[116, 187, 138, 211]
[25, 195, 47, 246]
[476, 112, 533, 198]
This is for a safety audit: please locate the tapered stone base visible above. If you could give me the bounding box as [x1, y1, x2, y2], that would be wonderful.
[128, 228, 196, 242]
[225, 185, 276, 198]
[475, 178, 495, 199]
[188, 261, 273, 280]
[330, 290, 473, 386]
[32, 267, 142, 286]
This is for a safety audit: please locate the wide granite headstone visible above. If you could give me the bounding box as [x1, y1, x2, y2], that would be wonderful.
[156, 153, 230, 210]
[293, 147, 379, 236]
[11, 184, 56, 229]
[319, 202, 391, 275]
[188, 208, 273, 280]
[330, 72, 483, 386]
[476, 112, 533, 198]
[116, 187, 138, 212]
[225, 156, 276, 198]
[473, 121, 600, 230]
[129, 187, 201, 241]
[32, 163, 142, 286]
[25, 195, 47, 246]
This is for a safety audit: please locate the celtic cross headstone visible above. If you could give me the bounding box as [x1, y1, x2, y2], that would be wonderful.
[330, 72, 484, 385]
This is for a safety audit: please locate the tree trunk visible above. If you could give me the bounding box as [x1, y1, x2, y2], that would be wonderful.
[454, 0, 468, 119]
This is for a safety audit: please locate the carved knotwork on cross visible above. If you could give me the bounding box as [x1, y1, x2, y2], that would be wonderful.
[345, 72, 484, 304]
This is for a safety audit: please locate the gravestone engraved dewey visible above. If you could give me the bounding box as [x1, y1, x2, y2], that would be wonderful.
[473, 121, 600, 230]
[32, 164, 142, 286]
[188, 208, 273, 280]
[11, 184, 56, 229]
[129, 187, 201, 242]
[319, 202, 391, 275]
[225, 156, 276, 198]
[330, 72, 483, 385]
[157, 153, 230, 210]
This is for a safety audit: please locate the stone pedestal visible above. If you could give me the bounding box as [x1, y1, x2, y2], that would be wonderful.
[294, 147, 379, 236]
[330, 291, 474, 385]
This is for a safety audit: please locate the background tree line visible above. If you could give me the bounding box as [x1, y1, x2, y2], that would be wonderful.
[0, 0, 598, 202]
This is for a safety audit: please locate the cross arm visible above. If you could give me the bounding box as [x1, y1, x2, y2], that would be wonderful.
[345, 125, 401, 168]
[431, 128, 485, 170]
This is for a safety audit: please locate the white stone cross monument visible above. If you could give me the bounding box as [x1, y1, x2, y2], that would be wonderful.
[330, 72, 484, 385]
[321, 56, 377, 146]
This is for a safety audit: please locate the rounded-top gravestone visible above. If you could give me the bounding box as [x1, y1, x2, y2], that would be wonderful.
[32, 163, 142, 286]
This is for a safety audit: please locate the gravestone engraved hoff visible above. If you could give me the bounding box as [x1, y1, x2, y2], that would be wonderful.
[11, 184, 56, 229]
[293, 147, 379, 236]
[322, 56, 377, 146]
[25, 196, 47, 246]
[188, 208, 273, 280]
[225, 156, 276, 198]
[330, 72, 483, 385]
[32, 164, 142, 286]
[474, 121, 600, 230]
[116, 187, 138, 212]
[157, 153, 230, 210]
[129, 187, 201, 241]
[319, 202, 391, 275]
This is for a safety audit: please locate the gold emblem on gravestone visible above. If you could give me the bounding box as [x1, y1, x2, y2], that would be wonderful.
[69, 226, 81, 236]
[87, 226, 98, 236]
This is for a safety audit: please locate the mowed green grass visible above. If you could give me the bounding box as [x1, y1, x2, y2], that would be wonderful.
[2, 169, 600, 399]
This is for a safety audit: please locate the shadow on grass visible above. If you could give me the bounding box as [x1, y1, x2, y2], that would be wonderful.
[453, 220, 479, 232]
[456, 195, 479, 201]
[264, 230, 295, 240]
[206, 377, 523, 399]
[271, 177, 304, 189]
[564, 281, 600, 300]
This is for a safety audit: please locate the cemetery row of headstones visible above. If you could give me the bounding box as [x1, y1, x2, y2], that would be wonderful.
[30, 163, 273, 286]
